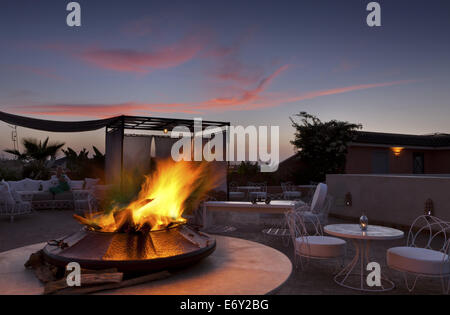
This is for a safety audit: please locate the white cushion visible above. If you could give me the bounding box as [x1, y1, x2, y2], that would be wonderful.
[310, 183, 327, 213]
[295, 235, 345, 258]
[70, 180, 84, 190]
[387, 246, 450, 275]
[41, 178, 59, 191]
[8, 179, 26, 191]
[84, 178, 100, 190]
[14, 178, 41, 191]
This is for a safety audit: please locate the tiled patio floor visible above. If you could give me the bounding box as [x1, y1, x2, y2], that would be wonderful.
[0, 210, 445, 295]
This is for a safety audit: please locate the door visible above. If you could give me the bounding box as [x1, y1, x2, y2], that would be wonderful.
[372, 151, 389, 174]
[413, 152, 425, 174]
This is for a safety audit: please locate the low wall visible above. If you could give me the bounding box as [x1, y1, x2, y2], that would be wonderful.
[326, 174, 450, 227]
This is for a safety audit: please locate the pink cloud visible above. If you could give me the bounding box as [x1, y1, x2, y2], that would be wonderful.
[120, 17, 154, 37]
[9, 73, 418, 117]
[200, 65, 290, 108]
[10, 65, 65, 81]
[79, 37, 204, 73]
[12, 102, 202, 118]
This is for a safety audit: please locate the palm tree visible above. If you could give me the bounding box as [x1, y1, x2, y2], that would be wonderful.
[4, 137, 65, 179]
[5, 137, 65, 162]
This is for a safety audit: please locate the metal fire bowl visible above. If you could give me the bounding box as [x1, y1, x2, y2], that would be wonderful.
[42, 224, 216, 273]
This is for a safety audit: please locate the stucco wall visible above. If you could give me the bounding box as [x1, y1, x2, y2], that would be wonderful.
[345, 146, 450, 174]
[326, 174, 450, 226]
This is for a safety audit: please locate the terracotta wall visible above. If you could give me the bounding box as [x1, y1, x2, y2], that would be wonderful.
[345, 145, 450, 174]
[327, 174, 450, 227]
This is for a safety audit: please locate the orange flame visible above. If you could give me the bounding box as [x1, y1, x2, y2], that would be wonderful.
[75, 159, 221, 232]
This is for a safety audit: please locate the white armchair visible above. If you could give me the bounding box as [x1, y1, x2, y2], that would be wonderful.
[285, 210, 346, 270]
[295, 183, 331, 226]
[387, 215, 450, 293]
[0, 180, 32, 222]
[248, 182, 267, 200]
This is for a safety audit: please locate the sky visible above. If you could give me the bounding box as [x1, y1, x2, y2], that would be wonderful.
[1, 0, 450, 161]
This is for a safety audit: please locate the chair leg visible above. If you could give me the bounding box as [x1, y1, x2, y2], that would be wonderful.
[441, 275, 450, 294]
[403, 273, 420, 293]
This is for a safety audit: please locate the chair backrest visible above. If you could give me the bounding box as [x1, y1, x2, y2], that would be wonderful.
[407, 215, 450, 253]
[248, 181, 267, 192]
[229, 182, 239, 192]
[281, 182, 294, 192]
[285, 210, 323, 242]
[310, 183, 327, 212]
[0, 180, 15, 206]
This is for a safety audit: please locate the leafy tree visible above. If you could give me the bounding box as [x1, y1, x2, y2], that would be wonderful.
[62, 146, 105, 180]
[290, 112, 362, 182]
[236, 161, 260, 176]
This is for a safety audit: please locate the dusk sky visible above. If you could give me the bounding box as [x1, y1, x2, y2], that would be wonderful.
[1, 0, 450, 160]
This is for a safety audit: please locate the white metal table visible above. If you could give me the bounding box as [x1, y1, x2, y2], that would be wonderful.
[324, 224, 404, 292]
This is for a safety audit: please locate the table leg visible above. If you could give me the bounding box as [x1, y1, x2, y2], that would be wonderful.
[334, 239, 395, 292]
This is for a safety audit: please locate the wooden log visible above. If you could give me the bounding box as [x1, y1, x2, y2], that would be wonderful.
[24, 250, 60, 283]
[44, 272, 124, 295]
[53, 270, 171, 295]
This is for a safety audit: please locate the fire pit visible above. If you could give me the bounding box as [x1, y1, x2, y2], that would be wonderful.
[42, 224, 215, 272]
[42, 160, 221, 274]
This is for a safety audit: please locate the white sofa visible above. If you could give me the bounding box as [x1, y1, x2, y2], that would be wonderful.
[4, 177, 102, 212]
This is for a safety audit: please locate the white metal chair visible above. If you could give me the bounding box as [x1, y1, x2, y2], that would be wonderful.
[73, 190, 98, 215]
[285, 210, 346, 270]
[281, 182, 302, 200]
[387, 215, 450, 293]
[248, 182, 267, 200]
[228, 182, 245, 201]
[0, 180, 32, 222]
[295, 183, 331, 226]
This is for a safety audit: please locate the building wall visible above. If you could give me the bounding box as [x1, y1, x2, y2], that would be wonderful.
[327, 174, 450, 227]
[345, 145, 450, 174]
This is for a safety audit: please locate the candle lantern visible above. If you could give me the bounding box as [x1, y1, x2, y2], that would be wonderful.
[359, 214, 368, 231]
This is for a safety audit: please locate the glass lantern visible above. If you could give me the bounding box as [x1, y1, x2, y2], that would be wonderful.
[359, 214, 368, 231]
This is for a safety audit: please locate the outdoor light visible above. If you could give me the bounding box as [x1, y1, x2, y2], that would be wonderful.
[163, 128, 168, 134]
[425, 198, 434, 216]
[391, 147, 404, 157]
[345, 192, 352, 206]
[359, 214, 368, 231]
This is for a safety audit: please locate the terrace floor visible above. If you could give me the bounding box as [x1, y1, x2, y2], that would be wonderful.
[0, 210, 444, 295]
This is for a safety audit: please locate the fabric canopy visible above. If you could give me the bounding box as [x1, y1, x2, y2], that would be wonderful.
[0, 111, 119, 132]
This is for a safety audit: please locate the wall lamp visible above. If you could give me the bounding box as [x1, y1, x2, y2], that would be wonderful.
[391, 147, 404, 157]
[345, 192, 352, 206]
[425, 198, 434, 216]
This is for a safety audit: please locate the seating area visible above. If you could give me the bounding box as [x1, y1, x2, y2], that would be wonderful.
[0, 176, 105, 221]
[2, 177, 450, 295]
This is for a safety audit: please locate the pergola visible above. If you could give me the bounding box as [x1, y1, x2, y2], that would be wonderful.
[0, 111, 230, 193]
[104, 115, 229, 191]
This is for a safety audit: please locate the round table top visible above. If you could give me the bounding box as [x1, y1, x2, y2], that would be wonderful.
[324, 224, 404, 240]
[0, 235, 292, 295]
